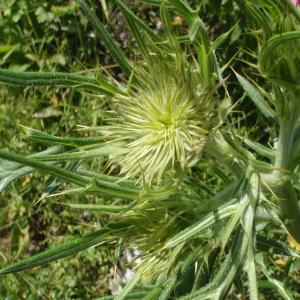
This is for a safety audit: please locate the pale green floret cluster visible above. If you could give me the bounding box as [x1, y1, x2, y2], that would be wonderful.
[104, 62, 217, 186]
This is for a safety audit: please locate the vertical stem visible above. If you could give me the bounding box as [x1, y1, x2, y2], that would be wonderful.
[273, 98, 300, 244]
[275, 114, 298, 170]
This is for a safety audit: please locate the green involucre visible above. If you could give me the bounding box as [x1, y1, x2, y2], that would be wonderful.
[103, 57, 218, 186]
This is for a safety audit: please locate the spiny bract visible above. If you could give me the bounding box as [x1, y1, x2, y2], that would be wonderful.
[103, 53, 218, 186]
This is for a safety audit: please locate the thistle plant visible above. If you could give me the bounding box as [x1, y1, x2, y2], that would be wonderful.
[104, 57, 218, 186]
[0, 1, 300, 299]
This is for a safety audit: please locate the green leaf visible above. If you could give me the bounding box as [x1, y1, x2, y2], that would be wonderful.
[59, 203, 128, 213]
[212, 25, 236, 50]
[117, 0, 150, 59]
[168, 0, 197, 24]
[0, 146, 65, 192]
[179, 172, 259, 300]
[41, 161, 81, 198]
[78, 0, 131, 74]
[116, 1, 158, 40]
[115, 265, 145, 300]
[165, 201, 237, 248]
[36, 146, 125, 161]
[246, 236, 258, 300]
[143, 288, 163, 300]
[259, 31, 300, 78]
[244, 139, 275, 160]
[279, 0, 300, 22]
[235, 72, 277, 121]
[256, 254, 295, 300]
[96, 290, 149, 300]
[25, 128, 104, 147]
[218, 204, 244, 251]
[0, 151, 90, 187]
[140, 0, 161, 5]
[0, 229, 109, 274]
[256, 235, 299, 257]
[0, 68, 119, 95]
[159, 274, 177, 300]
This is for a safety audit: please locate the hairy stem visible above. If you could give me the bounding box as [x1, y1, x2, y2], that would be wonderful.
[272, 96, 300, 244]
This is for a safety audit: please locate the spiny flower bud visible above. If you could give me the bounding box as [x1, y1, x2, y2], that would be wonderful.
[103, 57, 218, 186]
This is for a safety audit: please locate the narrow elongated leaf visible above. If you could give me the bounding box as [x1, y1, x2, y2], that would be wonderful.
[115, 266, 145, 300]
[179, 172, 259, 300]
[143, 288, 163, 300]
[26, 128, 104, 146]
[178, 229, 249, 300]
[60, 203, 128, 213]
[96, 290, 149, 300]
[36, 146, 125, 161]
[259, 31, 300, 76]
[41, 161, 81, 198]
[256, 254, 294, 300]
[235, 72, 277, 121]
[78, 0, 131, 74]
[0, 229, 109, 274]
[0, 151, 90, 187]
[159, 275, 177, 300]
[256, 235, 299, 257]
[0, 68, 118, 95]
[279, 0, 300, 22]
[165, 201, 237, 248]
[140, 0, 161, 5]
[218, 205, 244, 251]
[247, 237, 259, 300]
[244, 139, 275, 160]
[116, 1, 158, 40]
[212, 26, 235, 49]
[117, 0, 150, 59]
[0, 146, 65, 192]
[169, 0, 197, 24]
[179, 244, 206, 274]
[0, 145, 64, 173]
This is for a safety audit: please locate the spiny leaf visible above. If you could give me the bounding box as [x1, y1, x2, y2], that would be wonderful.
[0, 68, 118, 95]
[279, 0, 300, 22]
[117, 0, 150, 59]
[179, 173, 259, 300]
[256, 235, 300, 257]
[247, 236, 259, 300]
[36, 146, 125, 161]
[256, 254, 295, 300]
[168, 0, 197, 24]
[78, 0, 131, 74]
[0, 146, 65, 192]
[41, 161, 81, 199]
[259, 31, 300, 77]
[114, 265, 145, 300]
[143, 288, 163, 300]
[0, 229, 109, 274]
[116, 0, 158, 40]
[59, 202, 128, 213]
[235, 71, 277, 121]
[165, 201, 237, 248]
[0, 151, 90, 187]
[159, 274, 177, 300]
[26, 128, 104, 147]
[244, 139, 275, 160]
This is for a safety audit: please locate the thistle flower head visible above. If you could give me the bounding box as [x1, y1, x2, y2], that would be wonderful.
[104, 56, 218, 186]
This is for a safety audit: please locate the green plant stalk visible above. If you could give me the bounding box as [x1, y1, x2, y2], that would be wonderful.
[272, 98, 300, 244]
